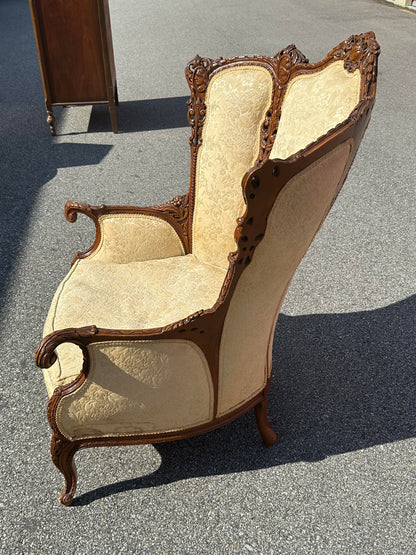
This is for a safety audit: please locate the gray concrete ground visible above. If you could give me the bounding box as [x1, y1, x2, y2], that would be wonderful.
[1, 0, 415, 553]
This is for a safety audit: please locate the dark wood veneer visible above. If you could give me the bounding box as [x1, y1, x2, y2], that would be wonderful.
[35, 32, 380, 505]
[29, 0, 118, 135]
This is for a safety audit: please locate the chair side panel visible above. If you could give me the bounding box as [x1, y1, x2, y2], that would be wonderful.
[218, 140, 353, 416]
[55, 340, 214, 440]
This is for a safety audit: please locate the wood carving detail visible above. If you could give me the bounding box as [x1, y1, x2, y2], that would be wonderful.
[274, 44, 309, 85]
[151, 193, 190, 246]
[64, 194, 191, 261]
[185, 55, 214, 150]
[46, 109, 56, 136]
[325, 31, 380, 110]
[50, 433, 79, 505]
[35, 325, 97, 369]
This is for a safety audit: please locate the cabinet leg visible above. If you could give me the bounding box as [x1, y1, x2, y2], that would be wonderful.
[46, 108, 56, 136]
[114, 81, 119, 106]
[109, 98, 118, 134]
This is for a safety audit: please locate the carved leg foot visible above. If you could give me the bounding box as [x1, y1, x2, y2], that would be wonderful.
[51, 434, 79, 505]
[46, 109, 56, 136]
[255, 397, 277, 447]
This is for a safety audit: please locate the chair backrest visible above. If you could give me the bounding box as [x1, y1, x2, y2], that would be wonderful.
[186, 34, 377, 271]
[188, 62, 274, 269]
[185, 32, 380, 416]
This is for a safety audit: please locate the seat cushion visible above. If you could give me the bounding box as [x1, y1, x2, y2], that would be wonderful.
[42, 254, 226, 396]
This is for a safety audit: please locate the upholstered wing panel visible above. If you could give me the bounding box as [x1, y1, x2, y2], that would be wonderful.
[89, 214, 185, 263]
[192, 66, 273, 269]
[271, 61, 361, 160]
[218, 140, 353, 415]
[55, 340, 214, 440]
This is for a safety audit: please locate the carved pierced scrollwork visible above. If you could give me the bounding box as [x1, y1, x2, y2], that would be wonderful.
[273, 44, 309, 86]
[185, 55, 215, 149]
[152, 193, 190, 246]
[330, 31, 380, 99]
[257, 46, 307, 164]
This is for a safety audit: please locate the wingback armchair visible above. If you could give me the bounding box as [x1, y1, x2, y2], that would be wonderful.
[36, 32, 380, 505]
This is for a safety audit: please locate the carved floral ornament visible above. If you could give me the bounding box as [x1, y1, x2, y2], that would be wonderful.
[274, 45, 309, 85]
[184, 32, 379, 165]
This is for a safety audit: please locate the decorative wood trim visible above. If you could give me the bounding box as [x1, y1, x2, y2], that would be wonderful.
[37, 32, 380, 504]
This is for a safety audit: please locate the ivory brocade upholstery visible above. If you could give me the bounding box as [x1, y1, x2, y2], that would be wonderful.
[43, 254, 226, 396]
[270, 61, 361, 159]
[218, 141, 353, 415]
[56, 340, 213, 440]
[90, 214, 185, 263]
[192, 66, 273, 269]
[42, 58, 364, 440]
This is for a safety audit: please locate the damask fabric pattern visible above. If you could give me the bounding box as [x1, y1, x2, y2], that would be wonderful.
[42, 254, 226, 397]
[271, 61, 361, 160]
[192, 66, 273, 270]
[90, 214, 185, 264]
[56, 340, 214, 440]
[218, 141, 353, 415]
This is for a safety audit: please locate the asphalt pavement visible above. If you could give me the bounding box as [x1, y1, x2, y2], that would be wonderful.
[0, 0, 415, 553]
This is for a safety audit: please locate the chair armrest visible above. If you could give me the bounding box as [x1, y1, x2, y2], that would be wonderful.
[64, 195, 190, 265]
[35, 310, 207, 372]
[35, 326, 99, 370]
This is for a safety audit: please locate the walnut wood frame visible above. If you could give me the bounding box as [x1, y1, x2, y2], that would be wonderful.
[35, 32, 380, 505]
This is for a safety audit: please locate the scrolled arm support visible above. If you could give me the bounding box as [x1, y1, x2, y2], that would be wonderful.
[35, 308, 208, 371]
[35, 326, 98, 369]
[64, 201, 104, 224]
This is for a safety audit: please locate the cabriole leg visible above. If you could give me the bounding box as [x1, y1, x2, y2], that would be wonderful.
[51, 433, 79, 505]
[255, 394, 277, 447]
[45, 101, 56, 136]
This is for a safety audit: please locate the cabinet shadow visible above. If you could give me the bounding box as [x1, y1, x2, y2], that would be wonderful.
[87, 97, 189, 134]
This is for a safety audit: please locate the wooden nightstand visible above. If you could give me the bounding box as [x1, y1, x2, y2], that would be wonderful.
[29, 0, 118, 135]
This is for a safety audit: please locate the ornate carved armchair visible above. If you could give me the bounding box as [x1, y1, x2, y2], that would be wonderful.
[35, 32, 379, 505]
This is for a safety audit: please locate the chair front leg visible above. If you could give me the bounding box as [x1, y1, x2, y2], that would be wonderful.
[51, 433, 79, 506]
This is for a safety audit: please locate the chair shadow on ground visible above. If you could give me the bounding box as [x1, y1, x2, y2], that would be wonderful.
[72, 294, 416, 506]
[87, 97, 189, 134]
